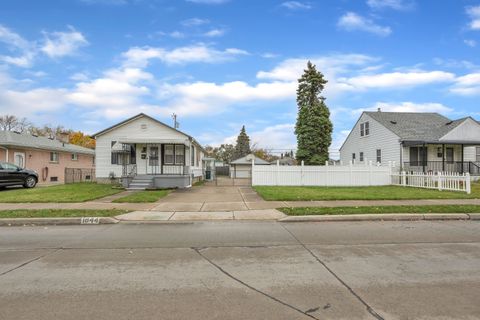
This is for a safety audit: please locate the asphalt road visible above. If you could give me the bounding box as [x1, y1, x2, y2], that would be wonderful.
[1, 220, 479, 320]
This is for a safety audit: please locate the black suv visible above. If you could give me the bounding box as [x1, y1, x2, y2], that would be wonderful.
[0, 161, 38, 188]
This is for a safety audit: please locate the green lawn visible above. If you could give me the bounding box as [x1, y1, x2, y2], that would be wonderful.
[0, 209, 129, 218]
[0, 183, 123, 203]
[113, 189, 171, 203]
[254, 183, 480, 201]
[280, 205, 480, 216]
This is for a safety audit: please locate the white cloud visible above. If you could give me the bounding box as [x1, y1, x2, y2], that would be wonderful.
[261, 52, 279, 59]
[368, 102, 453, 113]
[185, 0, 230, 4]
[281, 1, 312, 10]
[250, 124, 296, 150]
[169, 31, 186, 39]
[181, 18, 210, 27]
[203, 28, 226, 37]
[341, 71, 455, 89]
[367, 0, 413, 10]
[122, 44, 249, 67]
[41, 26, 88, 58]
[464, 39, 476, 47]
[466, 5, 480, 30]
[0, 24, 35, 67]
[450, 73, 480, 95]
[337, 12, 392, 36]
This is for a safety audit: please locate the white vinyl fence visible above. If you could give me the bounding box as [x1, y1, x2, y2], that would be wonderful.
[252, 162, 394, 187]
[392, 172, 471, 194]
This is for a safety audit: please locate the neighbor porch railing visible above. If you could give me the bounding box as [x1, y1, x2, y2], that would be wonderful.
[403, 161, 480, 175]
[392, 171, 471, 194]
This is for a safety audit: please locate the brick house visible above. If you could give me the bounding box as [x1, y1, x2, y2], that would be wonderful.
[0, 131, 95, 184]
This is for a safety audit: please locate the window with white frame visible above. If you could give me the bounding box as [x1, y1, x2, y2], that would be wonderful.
[376, 149, 381, 163]
[71, 153, 78, 161]
[352, 153, 356, 161]
[359, 152, 364, 162]
[477, 147, 480, 162]
[360, 121, 370, 137]
[50, 152, 59, 163]
[175, 145, 185, 165]
[191, 146, 195, 167]
[164, 145, 174, 165]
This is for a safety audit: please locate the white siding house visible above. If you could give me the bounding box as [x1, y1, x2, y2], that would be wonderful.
[93, 113, 205, 189]
[340, 111, 480, 175]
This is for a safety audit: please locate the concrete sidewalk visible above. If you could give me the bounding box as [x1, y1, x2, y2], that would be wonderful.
[116, 209, 286, 221]
[1, 197, 480, 211]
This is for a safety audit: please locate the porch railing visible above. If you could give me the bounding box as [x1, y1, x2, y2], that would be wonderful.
[122, 164, 137, 177]
[403, 161, 480, 175]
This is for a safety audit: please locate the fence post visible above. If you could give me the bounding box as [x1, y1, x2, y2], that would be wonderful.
[276, 160, 280, 186]
[466, 173, 471, 194]
[301, 160, 304, 186]
[437, 172, 442, 191]
[401, 171, 406, 187]
[251, 159, 255, 186]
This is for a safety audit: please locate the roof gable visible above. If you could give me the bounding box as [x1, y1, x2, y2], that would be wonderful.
[440, 117, 480, 142]
[231, 154, 270, 165]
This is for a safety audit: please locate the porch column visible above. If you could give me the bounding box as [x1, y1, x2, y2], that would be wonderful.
[399, 142, 403, 171]
[422, 143, 426, 173]
[442, 144, 445, 172]
[461, 144, 464, 173]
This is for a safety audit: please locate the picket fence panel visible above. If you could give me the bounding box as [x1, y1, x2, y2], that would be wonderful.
[252, 163, 393, 187]
[391, 172, 471, 194]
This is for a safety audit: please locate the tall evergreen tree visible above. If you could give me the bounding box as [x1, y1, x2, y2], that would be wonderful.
[295, 61, 333, 165]
[233, 125, 251, 159]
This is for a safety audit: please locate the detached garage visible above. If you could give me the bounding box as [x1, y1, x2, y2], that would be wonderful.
[230, 154, 270, 178]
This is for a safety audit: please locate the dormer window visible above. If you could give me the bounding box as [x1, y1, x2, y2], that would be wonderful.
[360, 121, 370, 136]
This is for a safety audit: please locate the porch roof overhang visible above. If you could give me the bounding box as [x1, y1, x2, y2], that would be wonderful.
[401, 140, 480, 146]
[117, 138, 190, 144]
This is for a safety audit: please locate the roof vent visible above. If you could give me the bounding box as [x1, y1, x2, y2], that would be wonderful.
[377, 108, 382, 112]
[13, 130, 21, 134]
[390, 121, 397, 124]
[446, 121, 453, 125]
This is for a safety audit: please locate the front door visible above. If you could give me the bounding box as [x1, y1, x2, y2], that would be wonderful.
[148, 145, 160, 174]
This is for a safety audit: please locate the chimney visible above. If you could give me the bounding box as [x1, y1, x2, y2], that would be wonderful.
[56, 131, 70, 144]
[377, 107, 382, 112]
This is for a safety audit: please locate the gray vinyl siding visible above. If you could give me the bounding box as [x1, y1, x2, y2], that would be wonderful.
[340, 113, 401, 166]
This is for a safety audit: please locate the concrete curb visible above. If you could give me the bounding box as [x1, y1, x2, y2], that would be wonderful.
[279, 213, 479, 222]
[0, 217, 119, 226]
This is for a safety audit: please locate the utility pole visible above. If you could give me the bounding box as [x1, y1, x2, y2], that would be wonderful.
[172, 113, 179, 129]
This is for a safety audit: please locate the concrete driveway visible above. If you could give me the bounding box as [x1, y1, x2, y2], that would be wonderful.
[152, 185, 284, 212]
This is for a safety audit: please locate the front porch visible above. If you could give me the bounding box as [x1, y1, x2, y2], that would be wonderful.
[401, 142, 480, 175]
[112, 140, 203, 189]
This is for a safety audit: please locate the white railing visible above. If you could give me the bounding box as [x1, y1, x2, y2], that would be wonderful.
[252, 161, 394, 187]
[191, 167, 203, 177]
[392, 171, 471, 194]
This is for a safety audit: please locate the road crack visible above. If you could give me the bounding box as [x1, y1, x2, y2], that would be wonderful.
[0, 248, 61, 277]
[192, 247, 320, 320]
[280, 224, 385, 320]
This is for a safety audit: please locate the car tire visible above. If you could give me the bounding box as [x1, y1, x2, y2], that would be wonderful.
[23, 176, 37, 188]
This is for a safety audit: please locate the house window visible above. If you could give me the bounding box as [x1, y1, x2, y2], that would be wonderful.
[477, 147, 480, 162]
[71, 153, 78, 161]
[360, 122, 370, 137]
[352, 153, 356, 161]
[50, 152, 59, 163]
[359, 152, 364, 162]
[376, 149, 381, 163]
[446, 148, 454, 163]
[164, 145, 175, 165]
[175, 145, 185, 165]
[409, 147, 427, 166]
[50, 177, 58, 182]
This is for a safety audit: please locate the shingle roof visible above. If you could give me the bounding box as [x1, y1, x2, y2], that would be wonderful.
[365, 111, 467, 141]
[230, 154, 270, 165]
[0, 131, 95, 155]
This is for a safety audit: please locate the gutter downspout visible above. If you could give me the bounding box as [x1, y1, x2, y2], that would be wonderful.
[0, 146, 8, 162]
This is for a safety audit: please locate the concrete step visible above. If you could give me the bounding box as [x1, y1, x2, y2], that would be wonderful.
[126, 187, 148, 191]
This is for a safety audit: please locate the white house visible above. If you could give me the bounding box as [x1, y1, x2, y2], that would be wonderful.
[93, 113, 205, 189]
[340, 110, 480, 175]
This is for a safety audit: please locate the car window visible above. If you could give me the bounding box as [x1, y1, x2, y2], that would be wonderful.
[2, 163, 19, 170]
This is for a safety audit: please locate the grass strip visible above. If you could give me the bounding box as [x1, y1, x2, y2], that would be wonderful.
[113, 190, 171, 203]
[279, 205, 480, 216]
[0, 209, 130, 218]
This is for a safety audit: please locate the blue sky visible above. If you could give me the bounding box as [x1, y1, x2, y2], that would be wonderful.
[0, 0, 479, 156]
